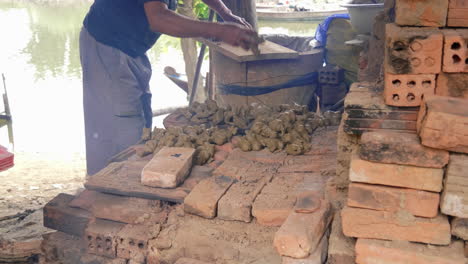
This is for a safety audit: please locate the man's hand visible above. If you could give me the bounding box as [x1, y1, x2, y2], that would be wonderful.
[216, 23, 257, 50]
[221, 12, 253, 29]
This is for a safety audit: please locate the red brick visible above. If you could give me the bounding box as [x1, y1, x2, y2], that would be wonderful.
[43, 193, 93, 237]
[395, 0, 448, 27]
[359, 131, 449, 168]
[327, 212, 355, 264]
[436, 73, 468, 99]
[448, 18, 468, 27]
[348, 183, 440, 218]
[116, 224, 158, 259]
[184, 175, 234, 219]
[273, 200, 333, 258]
[85, 219, 125, 258]
[385, 24, 443, 74]
[465, 241, 468, 258]
[349, 155, 444, 192]
[442, 29, 468, 73]
[252, 173, 304, 226]
[341, 207, 451, 245]
[141, 147, 195, 188]
[450, 0, 468, 7]
[214, 143, 233, 153]
[384, 73, 436, 107]
[217, 166, 274, 222]
[212, 152, 254, 179]
[294, 191, 321, 214]
[355, 239, 466, 264]
[279, 155, 335, 173]
[417, 96, 468, 153]
[441, 154, 468, 218]
[70, 190, 163, 225]
[175, 258, 212, 264]
[235, 148, 287, 164]
[452, 217, 468, 240]
[213, 150, 228, 162]
[281, 230, 328, 264]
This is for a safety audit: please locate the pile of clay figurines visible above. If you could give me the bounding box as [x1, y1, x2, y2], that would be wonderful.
[138, 99, 341, 165]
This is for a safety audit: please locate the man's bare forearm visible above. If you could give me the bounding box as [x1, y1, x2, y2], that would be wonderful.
[144, 1, 223, 38]
[201, 0, 232, 18]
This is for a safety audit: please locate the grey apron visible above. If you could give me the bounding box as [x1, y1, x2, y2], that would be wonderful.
[80, 27, 152, 176]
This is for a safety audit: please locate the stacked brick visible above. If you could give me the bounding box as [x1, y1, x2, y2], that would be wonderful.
[338, 1, 468, 262]
[385, 0, 468, 108]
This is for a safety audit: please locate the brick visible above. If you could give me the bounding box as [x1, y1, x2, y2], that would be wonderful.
[43, 193, 93, 237]
[184, 175, 234, 219]
[319, 65, 344, 85]
[452, 217, 468, 240]
[349, 155, 444, 192]
[344, 83, 419, 135]
[281, 230, 328, 264]
[279, 155, 335, 173]
[355, 239, 466, 264]
[449, 0, 468, 7]
[175, 258, 212, 264]
[335, 115, 360, 188]
[418, 96, 468, 153]
[141, 147, 195, 188]
[384, 73, 435, 107]
[212, 151, 254, 179]
[217, 166, 274, 222]
[385, 24, 443, 74]
[321, 83, 347, 106]
[294, 191, 321, 214]
[448, 18, 468, 27]
[70, 190, 163, 224]
[252, 173, 303, 226]
[327, 212, 355, 264]
[273, 200, 333, 258]
[441, 154, 468, 217]
[359, 131, 449, 168]
[341, 207, 451, 245]
[395, 0, 448, 27]
[465, 241, 468, 258]
[436, 73, 468, 99]
[442, 29, 468, 73]
[84, 219, 125, 258]
[348, 183, 440, 218]
[447, 8, 468, 27]
[116, 224, 158, 259]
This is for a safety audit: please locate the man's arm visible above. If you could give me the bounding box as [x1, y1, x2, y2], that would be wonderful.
[202, 0, 253, 29]
[144, 1, 255, 48]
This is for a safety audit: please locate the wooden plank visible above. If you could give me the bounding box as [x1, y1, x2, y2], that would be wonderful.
[84, 161, 212, 203]
[198, 38, 299, 62]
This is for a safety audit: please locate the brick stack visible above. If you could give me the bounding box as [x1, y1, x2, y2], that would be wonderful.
[338, 0, 468, 262]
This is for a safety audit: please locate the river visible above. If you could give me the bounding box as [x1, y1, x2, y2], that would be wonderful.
[0, 1, 318, 154]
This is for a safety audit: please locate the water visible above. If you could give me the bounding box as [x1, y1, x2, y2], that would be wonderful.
[0, 1, 318, 154]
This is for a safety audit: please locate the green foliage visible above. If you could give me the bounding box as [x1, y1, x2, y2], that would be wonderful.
[178, 0, 209, 20]
[193, 0, 210, 20]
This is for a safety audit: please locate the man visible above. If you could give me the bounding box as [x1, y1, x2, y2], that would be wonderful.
[80, 0, 256, 175]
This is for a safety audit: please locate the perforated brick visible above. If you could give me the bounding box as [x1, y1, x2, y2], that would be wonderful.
[384, 73, 436, 107]
[319, 66, 344, 85]
[385, 24, 443, 74]
[443, 29, 468, 72]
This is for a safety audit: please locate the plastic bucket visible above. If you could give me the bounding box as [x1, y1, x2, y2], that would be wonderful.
[340, 3, 384, 34]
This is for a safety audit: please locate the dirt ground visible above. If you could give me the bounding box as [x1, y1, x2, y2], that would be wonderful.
[0, 151, 86, 216]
